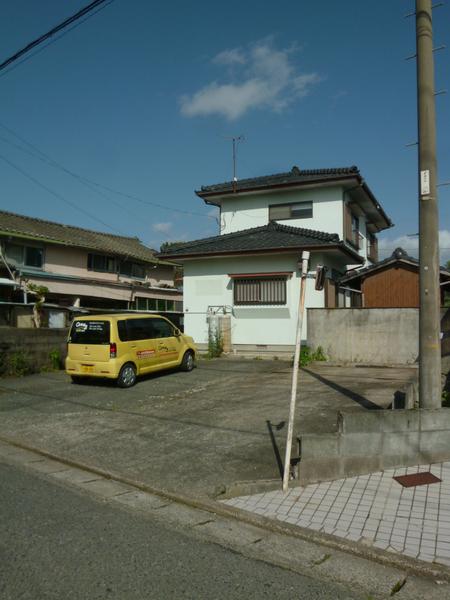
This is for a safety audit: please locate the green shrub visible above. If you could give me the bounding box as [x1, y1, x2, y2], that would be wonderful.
[4, 351, 35, 377]
[207, 327, 223, 358]
[299, 345, 312, 367]
[314, 346, 327, 362]
[442, 390, 450, 407]
[49, 348, 62, 370]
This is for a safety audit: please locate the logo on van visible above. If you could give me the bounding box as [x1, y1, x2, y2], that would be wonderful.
[137, 349, 156, 359]
[75, 321, 88, 332]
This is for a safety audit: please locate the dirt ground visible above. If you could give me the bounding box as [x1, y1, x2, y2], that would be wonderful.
[0, 358, 417, 498]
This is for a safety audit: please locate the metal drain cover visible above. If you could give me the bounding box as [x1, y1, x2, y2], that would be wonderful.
[394, 472, 441, 487]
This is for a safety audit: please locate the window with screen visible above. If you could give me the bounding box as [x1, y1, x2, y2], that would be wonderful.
[119, 260, 146, 279]
[87, 253, 116, 273]
[269, 201, 313, 221]
[234, 277, 287, 306]
[5, 243, 44, 268]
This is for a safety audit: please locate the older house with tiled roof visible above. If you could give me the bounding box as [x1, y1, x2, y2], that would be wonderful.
[0, 210, 182, 327]
[159, 165, 393, 354]
[340, 247, 450, 308]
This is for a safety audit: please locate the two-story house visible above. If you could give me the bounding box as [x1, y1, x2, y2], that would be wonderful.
[0, 210, 182, 328]
[158, 165, 393, 355]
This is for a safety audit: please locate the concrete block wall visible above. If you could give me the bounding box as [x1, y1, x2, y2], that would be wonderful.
[297, 408, 450, 485]
[307, 308, 419, 365]
[308, 307, 450, 367]
[0, 327, 68, 373]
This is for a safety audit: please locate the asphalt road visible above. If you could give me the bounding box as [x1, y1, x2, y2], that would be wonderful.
[0, 462, 359, 600]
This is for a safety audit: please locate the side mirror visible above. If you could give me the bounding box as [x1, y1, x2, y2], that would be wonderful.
[174, 328, 181, 337]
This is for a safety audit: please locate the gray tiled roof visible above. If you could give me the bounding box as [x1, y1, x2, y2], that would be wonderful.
[0, 209, 162, 264]
[197, 165, 360, 196]
[341, 247, 450, 283]
[157, 221, 360, 260]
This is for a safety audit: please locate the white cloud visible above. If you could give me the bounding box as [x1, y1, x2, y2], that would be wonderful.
[180, 40, 321, 121]
[213, 48, 246, 66]
[152, 222, 172, 234]
[379, 230, 450, 264]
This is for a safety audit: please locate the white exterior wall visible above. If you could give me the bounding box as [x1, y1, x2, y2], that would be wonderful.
[183, 253, 331, 348]
[220, 187, 344, 238]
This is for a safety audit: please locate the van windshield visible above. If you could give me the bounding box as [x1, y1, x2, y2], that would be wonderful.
[69, 320, 110, 345]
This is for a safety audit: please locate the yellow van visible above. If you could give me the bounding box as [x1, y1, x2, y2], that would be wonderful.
[65, 314, 196, 388]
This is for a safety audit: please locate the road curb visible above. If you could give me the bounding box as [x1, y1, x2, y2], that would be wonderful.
[1, 433, 449, 584]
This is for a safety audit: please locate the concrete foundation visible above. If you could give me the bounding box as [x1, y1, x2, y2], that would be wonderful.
[297, 407, 450, 486]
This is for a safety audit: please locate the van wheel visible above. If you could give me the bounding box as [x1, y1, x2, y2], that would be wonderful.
[180, 351, 195, 372]
[117, 363, 137, 388]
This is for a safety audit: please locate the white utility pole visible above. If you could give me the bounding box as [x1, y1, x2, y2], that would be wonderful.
[283, 250, 310, 492]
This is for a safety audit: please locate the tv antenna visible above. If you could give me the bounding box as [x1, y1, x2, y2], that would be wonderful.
[224, 135, 245, 189]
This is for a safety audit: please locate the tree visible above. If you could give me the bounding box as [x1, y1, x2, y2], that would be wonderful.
[25, 281, 49, 328]
[159, 241, 185, 253]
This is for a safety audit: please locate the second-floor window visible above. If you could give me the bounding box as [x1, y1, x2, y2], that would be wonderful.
[87, 253, 116, 273]
[5, 243, 43, 269]
[87, 254, 146, 279]
[269, 201, 313, 221]
[119, 260, 145, 279]
[367, 233, 378, 262]
[344, 205, 361, 250]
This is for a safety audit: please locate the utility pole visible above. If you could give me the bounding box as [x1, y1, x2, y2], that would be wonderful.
[283, 251, 310, 492]
[416, 0, 441, 408]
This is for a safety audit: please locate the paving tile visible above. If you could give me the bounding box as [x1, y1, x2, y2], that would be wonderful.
[222, 461, 450, 567]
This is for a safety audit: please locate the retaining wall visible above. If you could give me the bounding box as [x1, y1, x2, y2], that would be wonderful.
[0, 327, 68, 373]
[297, 408, 450, 485]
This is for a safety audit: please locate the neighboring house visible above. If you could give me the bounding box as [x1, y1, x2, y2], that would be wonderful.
[158, 165, 393, 354]
[339, 247, 450, 308]
[0, 210, 182, 328]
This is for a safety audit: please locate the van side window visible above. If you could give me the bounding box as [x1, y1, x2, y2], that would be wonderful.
[126, 318, 154, 341]
[117, 320, 128, 342]
[152, 318, 173, 339]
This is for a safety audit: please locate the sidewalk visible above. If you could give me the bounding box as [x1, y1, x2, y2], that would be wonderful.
[222, 462, 450, 568]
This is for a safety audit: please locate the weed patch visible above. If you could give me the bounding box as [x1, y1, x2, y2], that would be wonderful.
[297, 345, 327, 367]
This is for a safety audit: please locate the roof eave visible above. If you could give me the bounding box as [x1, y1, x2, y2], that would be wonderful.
[340, 257, 417, 283]
[195, 174, 359, 204]
[158, 243, 364, 264]
[0, 230, 165, 266]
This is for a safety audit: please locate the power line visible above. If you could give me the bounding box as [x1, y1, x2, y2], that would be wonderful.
[0, 0, 113, 75]
[0, 1, 114, 80]
[0, 122, 216, 220]
[0, 133, 144, 222]
[0, 152, 126, 237]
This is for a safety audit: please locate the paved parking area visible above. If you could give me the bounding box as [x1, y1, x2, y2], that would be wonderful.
[223, 462, 450, 568]
[0, 359, 416, 498]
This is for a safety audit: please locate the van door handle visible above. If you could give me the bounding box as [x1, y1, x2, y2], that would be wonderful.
[131, 344, 137, 348]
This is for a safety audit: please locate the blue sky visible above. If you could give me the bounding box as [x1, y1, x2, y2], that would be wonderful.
[0, 0, 449, 258]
